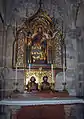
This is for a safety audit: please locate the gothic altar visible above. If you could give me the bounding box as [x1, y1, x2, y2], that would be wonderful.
[12, 2, 65, 91]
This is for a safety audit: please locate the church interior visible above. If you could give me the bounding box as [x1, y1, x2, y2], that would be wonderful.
[0, 0, 84, 119]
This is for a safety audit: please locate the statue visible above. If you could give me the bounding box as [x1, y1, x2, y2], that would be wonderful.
[32, 27, 43, 46]
[41, 76, 51, 91]
[31, 27, 47, 63]
[27, 76, 38, 92]
[25, 32, 32, 64]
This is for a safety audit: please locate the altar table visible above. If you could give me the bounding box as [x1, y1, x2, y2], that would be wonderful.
[0, 92, 84, 119]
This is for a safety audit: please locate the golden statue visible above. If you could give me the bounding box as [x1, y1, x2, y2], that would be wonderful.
[41, 76, 51, 91]
[31, 27, 47, 63]
[27, 76, 38, 92]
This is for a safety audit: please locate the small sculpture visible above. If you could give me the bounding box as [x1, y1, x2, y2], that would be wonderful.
[41, 76, 51, 91]
[27, 76, 38, 92]
[25, 31, 32, 64]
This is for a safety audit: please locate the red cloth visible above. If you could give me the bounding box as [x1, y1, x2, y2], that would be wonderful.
[12, 92, 69, 119]
[16, 105, 65, 119]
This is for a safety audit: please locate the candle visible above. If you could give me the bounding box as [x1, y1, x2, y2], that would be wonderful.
[15, 63, 17, 82]
[15, 20, 17, 36]
[51, 64, 54, 80]
[29, 64, 31, 72]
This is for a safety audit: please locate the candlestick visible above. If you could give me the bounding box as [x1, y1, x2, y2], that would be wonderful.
[63, 63, 66, 82]
[15, 63, 17, 83]
[51, 64, 54, 80]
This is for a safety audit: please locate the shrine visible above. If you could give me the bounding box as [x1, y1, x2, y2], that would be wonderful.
[10, 6, 68, 117]
[9, 1, 69, 119]
[12, 1, 65, 92]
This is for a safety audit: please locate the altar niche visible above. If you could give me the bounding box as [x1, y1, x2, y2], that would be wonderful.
[25, 27, 47, 65]
[24, 69, 55, 91]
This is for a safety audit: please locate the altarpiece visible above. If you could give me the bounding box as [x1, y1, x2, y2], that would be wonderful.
[12, 7, 64, 88]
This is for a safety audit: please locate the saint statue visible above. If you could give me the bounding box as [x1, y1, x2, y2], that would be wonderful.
[25, 32, 32, 64]
[27, 76, 38, 92]
[41, 76, 51, 91]
[31, 27, 47, 63]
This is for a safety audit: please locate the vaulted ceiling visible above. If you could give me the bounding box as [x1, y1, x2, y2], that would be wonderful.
[0, 0, 84, 28]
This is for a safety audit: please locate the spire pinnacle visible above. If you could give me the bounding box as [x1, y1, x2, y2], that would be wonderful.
[39, 0, 43, 9]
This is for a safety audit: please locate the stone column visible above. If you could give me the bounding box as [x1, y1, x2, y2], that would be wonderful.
[76, 28, 84, 98]
[66, 26, 81, 95]
[66, 25, 84, 119]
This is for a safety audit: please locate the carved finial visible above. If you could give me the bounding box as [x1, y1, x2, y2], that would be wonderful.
[39, 0, 43, 9]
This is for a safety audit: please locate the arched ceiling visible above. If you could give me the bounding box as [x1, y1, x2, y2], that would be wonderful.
[0, 0, 84, 27]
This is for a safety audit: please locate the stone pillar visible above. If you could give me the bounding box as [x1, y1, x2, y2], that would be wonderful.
[76, 28, 84, 98]
[66, 25, 84, 119]
[65, 26, 81, 95]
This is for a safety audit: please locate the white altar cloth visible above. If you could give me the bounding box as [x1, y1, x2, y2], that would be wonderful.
[0, 97, 84, 106]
